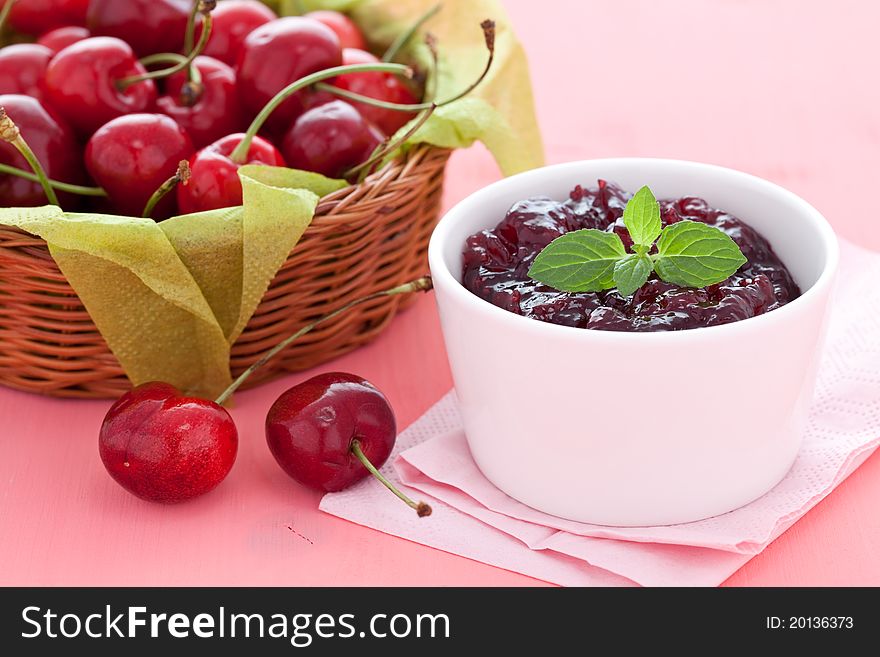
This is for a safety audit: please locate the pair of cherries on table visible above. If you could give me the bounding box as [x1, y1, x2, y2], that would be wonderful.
[0, 0, 422, 217]
[99, 278, 434, 517]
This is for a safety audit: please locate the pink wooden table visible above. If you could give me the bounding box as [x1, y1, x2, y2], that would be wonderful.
[2, 0, 879, 586]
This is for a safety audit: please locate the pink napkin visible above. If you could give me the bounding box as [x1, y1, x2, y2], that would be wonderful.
[320, 242, 880, 586]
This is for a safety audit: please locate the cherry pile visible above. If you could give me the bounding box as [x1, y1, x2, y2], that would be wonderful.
[0, 0, 426, 219]
[463, 181, 802, 331]
[99, 277, 434, 516]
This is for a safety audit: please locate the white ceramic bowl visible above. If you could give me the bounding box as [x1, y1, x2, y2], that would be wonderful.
[428, 158, 839, 526]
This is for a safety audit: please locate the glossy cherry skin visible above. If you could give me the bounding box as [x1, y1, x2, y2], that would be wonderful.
[0, 94, 82, 208]
[266, 373, 396, 492]
[331, 48, 419, 136]
[282, 100, 382, 179]
[99, 382, 238, 504]
[177, 133, 285, 214]
[44, 37, 157, 136]
[85, 113, 194, 218]
[86, 0, 190, 57]
[37, 25, 91, 53]
[236, 16, 342, 132]
[3, 0, 88, 35]
[0, 44, 52, 103]
[158, 56, 245, 149]
[305, 10, 367, 50]
[197, 0, 276, 66]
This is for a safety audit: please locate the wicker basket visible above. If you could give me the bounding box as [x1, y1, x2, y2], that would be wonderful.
[0, 144, 451, 398]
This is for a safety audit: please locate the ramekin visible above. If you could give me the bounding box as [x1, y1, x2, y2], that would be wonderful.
[428, 158, 839, 526]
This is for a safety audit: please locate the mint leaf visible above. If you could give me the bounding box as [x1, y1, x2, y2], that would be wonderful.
[613, 254, 653, 297]
[528, 229, 626, 292]
[622, 185, 662, 247]
[654, 220, 747, 287]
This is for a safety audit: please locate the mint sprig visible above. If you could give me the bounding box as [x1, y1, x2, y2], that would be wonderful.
[528, 186, 747, 296]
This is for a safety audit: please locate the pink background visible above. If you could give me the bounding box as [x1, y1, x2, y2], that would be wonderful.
[2, 0, 880, 586]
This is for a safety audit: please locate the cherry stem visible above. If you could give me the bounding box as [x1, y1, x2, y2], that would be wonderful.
[351, 439, 432, 518]
[315, 18, 496, 113]
[0, 162, 107, 197]
[0, 107, 59, 206]
[140, 53, 205, 106]
[424, 32, 440, 103]
[346, 103, 436, 181]
[0, 163, 107, 196]
[140, 53, 203, 87]
[0, 0, 16, 38]
[117, 8, 213, 91]
[184, 0, 212, 54]
[229, 62, 413, 164]
[214, 276, 433, 406]
[141, 160, 191, 218]
[382, 2, 442, 62]
[346, 33, 441, 181]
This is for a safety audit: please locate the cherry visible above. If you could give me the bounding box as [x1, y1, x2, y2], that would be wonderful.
[305, 10, 367, 50]
[177, 57, 408, 213]
[85, 113, 193, 218]
[196, 0, 276, 66]
[266, 373, 394, 491]
[99, 382, 237, 504]
[37, 25, 90, 53]
[177, 132, 284, 214]
[0, 44, 52, 104]
[265, 372, 431, 516]
[282, 100, 382, 180]
[86, 0, 191, 57]
[94, 278, 430, 505]
[236, 16, 342, 132]
[2, 0, 88, 35]
[157, 55, 245, 149]
[0, 94, 82, 208]
[331, 48, 419, 136]
[43, 37, 157, 136]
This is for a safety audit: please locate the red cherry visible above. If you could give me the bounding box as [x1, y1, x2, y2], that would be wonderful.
[332, 48, 419, 136]
[0, 94, 82, 208]
[305, 10, 366, 50]
[85, 113, 193, 218]
[86, 0, 190, 57]
[282, 100, 382, 179]
[197, 0, 276, 66]
[236, 16, 342, 131]
[265, 373, 396, 493]
[43, 37, 157, 136]
[0, 44, 52, 104]
[177, 133, 284, 214]
[99, 382, 238, 504]
[2, 0, 88, 35]
[157, 56, 245, 149]
[37, 25, 91, 53]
